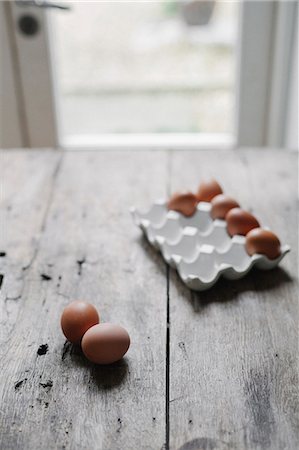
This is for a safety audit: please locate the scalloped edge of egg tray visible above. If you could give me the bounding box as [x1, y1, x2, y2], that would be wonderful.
[130, 199, 290, 291]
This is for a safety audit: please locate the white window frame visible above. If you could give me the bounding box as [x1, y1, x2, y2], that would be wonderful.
[0, 0, 297, 150]
[237, 0, 298, 148]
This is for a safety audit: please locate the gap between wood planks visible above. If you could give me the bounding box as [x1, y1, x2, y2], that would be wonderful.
[165, 149, 173, 450]
[166, 264, 170, 450]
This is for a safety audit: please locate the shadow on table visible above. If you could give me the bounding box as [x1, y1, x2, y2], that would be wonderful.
[138, 235, 167, 276]
[139, 234, 293, 310]
[171, 265, 293, 312]
[90, 359, 129, 390]
[61, 342, 129, 390]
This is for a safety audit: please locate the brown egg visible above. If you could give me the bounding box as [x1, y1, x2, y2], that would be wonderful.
[61, 301, 100, 344]
[196, 179, 223, 202]
[210, 194, 240, 220]
[246, 228, 281, 260]
[167, 192, 198, 217]
[82, 323, 130, 365]
[226, 208, 260, 236]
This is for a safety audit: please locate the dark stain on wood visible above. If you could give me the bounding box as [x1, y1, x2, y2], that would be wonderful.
[39, 380, 53, 392]
[14, 379, 27, 391]
[56, 275, 62, 288]
[40, 273, 52, 281]
[76, 258, 85, 276]
[116, 418, 122, 433]
[37, 344, 48, 356]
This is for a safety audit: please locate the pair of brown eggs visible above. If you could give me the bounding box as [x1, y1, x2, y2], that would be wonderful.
[61, 301, 130, 365]
[168, 179, 223, 217]
[167, 179, 281, 260]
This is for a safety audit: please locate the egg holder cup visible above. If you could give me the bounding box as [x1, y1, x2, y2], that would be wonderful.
[130, 200, 290, 291]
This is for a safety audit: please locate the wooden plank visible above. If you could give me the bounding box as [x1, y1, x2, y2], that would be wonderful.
[0, 150, 168, 450]
[168, 150, 298, 450]
[0, 150, 61, 346]
[2, 149, 298, 450]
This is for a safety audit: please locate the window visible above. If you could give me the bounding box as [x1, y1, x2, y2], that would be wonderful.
[52, 1, 238, 143]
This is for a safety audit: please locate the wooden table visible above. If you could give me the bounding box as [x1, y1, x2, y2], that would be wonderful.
[0, 149, 298, 450]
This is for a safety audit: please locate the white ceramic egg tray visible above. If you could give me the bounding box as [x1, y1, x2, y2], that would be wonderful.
[131, 200, 290, 291]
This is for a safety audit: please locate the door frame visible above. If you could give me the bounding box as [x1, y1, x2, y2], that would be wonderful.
[1, 0, 59, 148]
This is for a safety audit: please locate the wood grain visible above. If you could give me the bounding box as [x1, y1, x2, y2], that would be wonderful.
[0, 150, 168, 450]
[0, 150, 61, 346]
[0, 149, 298, 450]
[168, 150, 298, 450]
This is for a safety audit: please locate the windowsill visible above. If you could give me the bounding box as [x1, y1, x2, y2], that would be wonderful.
[61, 133, 235, 151]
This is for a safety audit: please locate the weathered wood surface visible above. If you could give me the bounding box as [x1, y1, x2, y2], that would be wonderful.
[169, 150, 298, 450]
[0, 150, 168, 450]
[0, 149, 298, 450]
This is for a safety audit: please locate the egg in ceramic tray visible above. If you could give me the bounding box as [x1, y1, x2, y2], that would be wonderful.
[131, 180, 290, 291]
